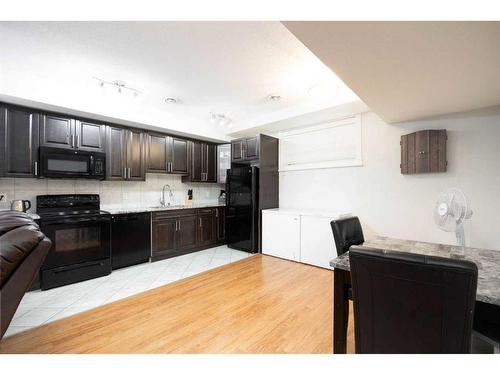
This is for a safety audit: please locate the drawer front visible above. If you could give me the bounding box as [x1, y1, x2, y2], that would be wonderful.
[197, 208, 216, 215]
[152, 209, 197, 220]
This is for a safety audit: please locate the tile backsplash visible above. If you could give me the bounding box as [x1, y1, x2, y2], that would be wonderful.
[0, 174, 224, 212]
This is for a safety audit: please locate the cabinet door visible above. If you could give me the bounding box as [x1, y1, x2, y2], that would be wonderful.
[0, 106, 39, 177]
[231, 140, 244, 162]
[197, 210, 216, 247]
[415, 130, 429, 173]
[40, 113, 74, 149]
[75, 120, 105, 152]
[216, 207, 225, 242]
[170, 137, 188, 174]
[244, 137, 259, 160]
[177, 215, 198, 251]
[147, 133, 168, 173]
[190, 141, 203, 182]
[106, 126, 127, 180]
[261, 212, 300, 261]
[204, 143, 217, 182]
[126, 129, 146, 181]
[429, 130, 447, 173]
[152, 218, 177, 258]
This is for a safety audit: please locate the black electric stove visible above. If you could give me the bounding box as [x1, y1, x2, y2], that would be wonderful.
[37, 194, 111, 290]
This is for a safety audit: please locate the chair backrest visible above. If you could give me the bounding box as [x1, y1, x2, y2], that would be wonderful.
[330, 216, 364, 256]
[349, 247, 478, 354]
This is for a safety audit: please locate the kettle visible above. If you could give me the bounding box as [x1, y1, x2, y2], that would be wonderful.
[11, 200, 31, 212]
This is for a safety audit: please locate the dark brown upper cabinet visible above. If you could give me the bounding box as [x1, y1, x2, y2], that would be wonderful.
[401, 130, 447, 174]
[0, 105, 40, 178]
[75, 120, 106, 152]
[231, 136, 259, 162]
[106, 126, 146, 181]
[40, 113, 74, 149]
[40, 114, 105, 152]
[183, 140, 217, 183]
[146, 133, 188, 175]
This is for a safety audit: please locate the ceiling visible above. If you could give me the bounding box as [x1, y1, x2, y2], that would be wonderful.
[0, 22, 358, 140]
[283, 21, 500, 123]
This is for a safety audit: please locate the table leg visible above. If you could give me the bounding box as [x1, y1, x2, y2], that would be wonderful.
[333, 268, 349, 354]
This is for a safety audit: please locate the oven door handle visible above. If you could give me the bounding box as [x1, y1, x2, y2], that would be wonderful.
[43, 217, 111, 225]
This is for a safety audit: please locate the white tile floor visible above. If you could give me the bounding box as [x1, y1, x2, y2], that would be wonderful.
[4, 245, 253, 338]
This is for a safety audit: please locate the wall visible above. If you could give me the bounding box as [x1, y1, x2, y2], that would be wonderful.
[278, 108, 500, 250]
[0, 174, 224, 212]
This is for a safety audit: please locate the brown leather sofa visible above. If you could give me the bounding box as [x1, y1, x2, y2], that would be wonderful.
[0, 211, 51, 339]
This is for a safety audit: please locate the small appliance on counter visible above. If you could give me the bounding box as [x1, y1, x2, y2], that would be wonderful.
[218, 190, 226, 205]
[11, 199, 31, 212]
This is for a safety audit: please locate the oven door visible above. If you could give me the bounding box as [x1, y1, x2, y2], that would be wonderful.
[40, 216, 111, 289]
[39, 146, 100, 179]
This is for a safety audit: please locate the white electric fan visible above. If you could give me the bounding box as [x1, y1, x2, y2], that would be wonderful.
[434, 188, 473, 247]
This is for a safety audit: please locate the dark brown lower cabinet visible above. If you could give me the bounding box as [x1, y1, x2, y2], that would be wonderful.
[216, 207, 225, 243]
[197, 208, 216, 247]
[152, 207, 225, 261]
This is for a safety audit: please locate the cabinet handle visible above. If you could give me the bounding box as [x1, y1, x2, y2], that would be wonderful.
[215, 210, 218, 218]
[199, 217, 202, 227]
[75, 135, 78, 148]
[178, 220, 181, 231]
[128, 168, 131, 179]
[123, 167, 127, 179]
[34, 161, 38, 176]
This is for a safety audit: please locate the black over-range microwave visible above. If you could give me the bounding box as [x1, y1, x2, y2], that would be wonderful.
[39, 146, 106, 180]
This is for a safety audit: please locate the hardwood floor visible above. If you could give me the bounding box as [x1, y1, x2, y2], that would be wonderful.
[0, 255, 355, 354]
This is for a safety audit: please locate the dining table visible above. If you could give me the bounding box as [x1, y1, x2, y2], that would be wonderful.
[329, 236, 500, 354]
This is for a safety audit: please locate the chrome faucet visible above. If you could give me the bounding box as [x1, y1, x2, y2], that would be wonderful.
[160, 184, 174, 207]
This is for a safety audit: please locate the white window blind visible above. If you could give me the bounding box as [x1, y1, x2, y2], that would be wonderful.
[279, 115, 362, 171]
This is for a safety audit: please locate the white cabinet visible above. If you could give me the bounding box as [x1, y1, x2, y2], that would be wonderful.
[262, 208, 351, 269]
[262, 211, 300, 261]
[300, 215, 337, 269]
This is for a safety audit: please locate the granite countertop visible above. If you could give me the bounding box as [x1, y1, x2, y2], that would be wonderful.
[102, 202, 225, 215]
[330, 236, 500, 306]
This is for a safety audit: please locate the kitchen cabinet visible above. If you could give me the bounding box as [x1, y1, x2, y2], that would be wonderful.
[151, 206, 225, 261]
[40, 113, 73, 149]
[183, 140, 217, 182]
[401, 130, 447, 174]
[0, 105, 40, 178]
[40, 114, 105, 152]
[106, 126, 146, 181]
[216, 206, 225, 243]
[231, 136, 259, 162]
[75, 120, 106, 152]
[147, 133, 188, 175]
[217, 144, 231, 184]
[197, 208, 216, 247]
[262, 209, 351, 269]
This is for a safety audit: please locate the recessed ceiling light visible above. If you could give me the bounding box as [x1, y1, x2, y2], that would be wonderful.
[164, 97, 178, 104]
[267, 94, 281, 102]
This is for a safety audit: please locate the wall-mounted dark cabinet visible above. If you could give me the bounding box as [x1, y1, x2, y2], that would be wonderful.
[106, 126, 146, 181]
[231, 136, 259, 162]
[40, 114, 105, 152]
[0, 105, 40, 178]
[401, 130, 447, 174]
[147, 133, 188, 175]
[183, 140, 217, 183]
[151, 206, 224, 261]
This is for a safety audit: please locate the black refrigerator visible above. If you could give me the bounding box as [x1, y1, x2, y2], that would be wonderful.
[226, 165, 259, 253]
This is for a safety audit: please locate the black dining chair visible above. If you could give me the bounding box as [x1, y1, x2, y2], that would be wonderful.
[349, 247, 478, 354]
[330, 216, 365, 256]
